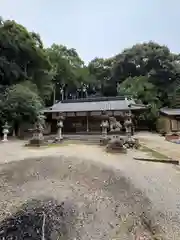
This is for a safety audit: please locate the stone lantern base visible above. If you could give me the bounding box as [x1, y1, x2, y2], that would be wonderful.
[27, 130, 45, 147]
[29, 138, 44, 147]
[100, 136, 110, 146]
[55, 127, 63, 142]
[2, 137, 8, 142]
[2, 129, 9, 142]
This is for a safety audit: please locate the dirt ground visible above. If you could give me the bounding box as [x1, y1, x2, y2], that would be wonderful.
[136, 131, 180, 160]
[0, 135, 180, 239]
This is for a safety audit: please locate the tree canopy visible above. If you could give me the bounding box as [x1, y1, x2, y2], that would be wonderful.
[1, 83, 43, 124]
[1, 17, 180, 131]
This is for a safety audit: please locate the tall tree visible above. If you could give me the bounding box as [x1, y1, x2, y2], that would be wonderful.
[117, 76, 160, 128]
[88, 57, 116, 96]
[47, 44, 87, 101]
[0, 18, 53, 100]
[112, 42, 180, 104]
[0, 83, 43, 135]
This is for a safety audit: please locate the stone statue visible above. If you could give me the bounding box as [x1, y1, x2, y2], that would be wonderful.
[106, 135, 127, 153]
[28, 112, 46, 146]
[109, 117, 122, 132]
[36, 112, 46, 140]
[35, 112, 46, 131]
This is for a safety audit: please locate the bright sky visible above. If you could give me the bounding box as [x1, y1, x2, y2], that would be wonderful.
[1, 0, 180, 63]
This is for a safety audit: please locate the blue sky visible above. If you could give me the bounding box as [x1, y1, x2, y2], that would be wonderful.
[1, 0, 179, 63]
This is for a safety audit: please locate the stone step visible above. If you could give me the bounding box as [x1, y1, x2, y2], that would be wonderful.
[65, 137, 101, 144]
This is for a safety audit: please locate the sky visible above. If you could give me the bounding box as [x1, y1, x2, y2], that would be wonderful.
[1, 0, 180, 63]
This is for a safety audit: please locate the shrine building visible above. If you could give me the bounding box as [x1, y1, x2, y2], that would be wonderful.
[44, 96, 147, 134]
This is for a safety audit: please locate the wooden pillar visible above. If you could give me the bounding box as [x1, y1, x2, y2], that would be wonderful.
[86, 113, 89, 132]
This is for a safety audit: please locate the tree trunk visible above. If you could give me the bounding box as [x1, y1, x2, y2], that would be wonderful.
[12, 129, 16, 137]
[53, 86, 56, 104]
[17, 126, 21, 137]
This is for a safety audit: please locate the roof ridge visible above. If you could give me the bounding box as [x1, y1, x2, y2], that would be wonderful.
[61, 96, 132, 104]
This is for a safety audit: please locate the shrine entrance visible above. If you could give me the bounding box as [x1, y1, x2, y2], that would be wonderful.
[63, 117, 87, 133]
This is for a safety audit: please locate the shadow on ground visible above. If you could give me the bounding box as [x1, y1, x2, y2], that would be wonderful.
[0, 198, 77, 240]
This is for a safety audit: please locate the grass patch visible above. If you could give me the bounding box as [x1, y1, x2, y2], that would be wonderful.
[140, 145, 169, 159]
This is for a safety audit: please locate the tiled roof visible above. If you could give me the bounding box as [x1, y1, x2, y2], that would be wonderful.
[44, 99, 146, 113]
[160, 108, 180, 116]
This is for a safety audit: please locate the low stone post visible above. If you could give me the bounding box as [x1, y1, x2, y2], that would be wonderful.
[57, 119, 64, 141]
[2, 122, 10, 142]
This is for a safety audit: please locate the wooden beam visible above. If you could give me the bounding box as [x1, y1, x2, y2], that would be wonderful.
[133, 157, 179, 165]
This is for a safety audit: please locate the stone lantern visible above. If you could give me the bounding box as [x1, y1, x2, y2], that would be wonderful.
[124, 118, 132, 138]
[2, 122, 10, 142]
[56, 116, 64, 141]
[100, 120, 109, 137]
[124, 109, 133, 141]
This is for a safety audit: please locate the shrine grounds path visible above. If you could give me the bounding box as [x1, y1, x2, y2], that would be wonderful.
[0, 134, 180, 239]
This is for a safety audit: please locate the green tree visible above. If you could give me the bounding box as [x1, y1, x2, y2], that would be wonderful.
[88, 57, 116, 96]
[0, 18, 53, 100]
[48, 44, 84, 68]
[47, 44, 87, 101]
[0, 83, 43, 135]
[118, 76, 160, 129]
[112, 41, 180, 104]
[118, 76, 158, 104]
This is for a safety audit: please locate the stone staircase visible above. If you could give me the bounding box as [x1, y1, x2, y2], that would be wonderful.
[44, 132, 128, 145]
[44, 134, 102, 144]
[65, 134, 102, 144]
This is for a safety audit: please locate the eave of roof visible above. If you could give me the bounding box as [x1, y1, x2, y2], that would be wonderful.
[160, 108, 180, 116]
[44, 99, 147, 113]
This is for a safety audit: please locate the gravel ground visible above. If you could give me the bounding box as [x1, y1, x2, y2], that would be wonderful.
[0, 140, 180, 239]
[0, 156, 164, 240]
